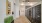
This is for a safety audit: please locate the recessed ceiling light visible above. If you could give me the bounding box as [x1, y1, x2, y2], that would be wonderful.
[29, 3, 34, 6]
[20, 2, 25, 5]
[28, 2, 30, 3]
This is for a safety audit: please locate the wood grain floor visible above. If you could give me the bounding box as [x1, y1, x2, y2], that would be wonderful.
[14, 16, 31, 23]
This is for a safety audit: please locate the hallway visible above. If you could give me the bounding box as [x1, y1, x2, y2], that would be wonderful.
[0, 0, 42, 23]
[14, 15, 31, 23]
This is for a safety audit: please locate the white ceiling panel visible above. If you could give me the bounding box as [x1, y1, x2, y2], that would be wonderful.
[19, 0, 42, 2]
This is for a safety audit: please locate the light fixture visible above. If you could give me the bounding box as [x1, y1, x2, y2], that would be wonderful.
[27, 2, 34, 6]
[28, 2, 30, 3]
[20, 2, 25, 5]
[29, 3, 34, 6]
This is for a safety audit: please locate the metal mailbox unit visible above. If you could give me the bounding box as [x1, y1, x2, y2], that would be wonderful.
[25, 4, 41, 23]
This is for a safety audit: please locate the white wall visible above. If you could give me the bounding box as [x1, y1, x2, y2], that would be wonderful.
[20, 5, 25, 16]
[11, 0, 14, 19]
[14, 0, 19, 19]
[0, 0, 6, 23]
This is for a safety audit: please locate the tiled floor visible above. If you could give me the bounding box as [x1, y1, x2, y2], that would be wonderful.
[14, 16, 31, 23]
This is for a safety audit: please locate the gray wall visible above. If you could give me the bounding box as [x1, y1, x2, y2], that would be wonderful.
[0, 0, 6, 23]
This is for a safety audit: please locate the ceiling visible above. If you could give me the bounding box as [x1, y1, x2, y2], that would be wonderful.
[26, 0, 42, 2]
[20, 2, 38, 6]
[19, 0, 42, 8]
[25, 2, 38, 6]
[19, 0, 42, 2]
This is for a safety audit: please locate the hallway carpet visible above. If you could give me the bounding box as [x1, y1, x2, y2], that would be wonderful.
[14, 16, 31, 23]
